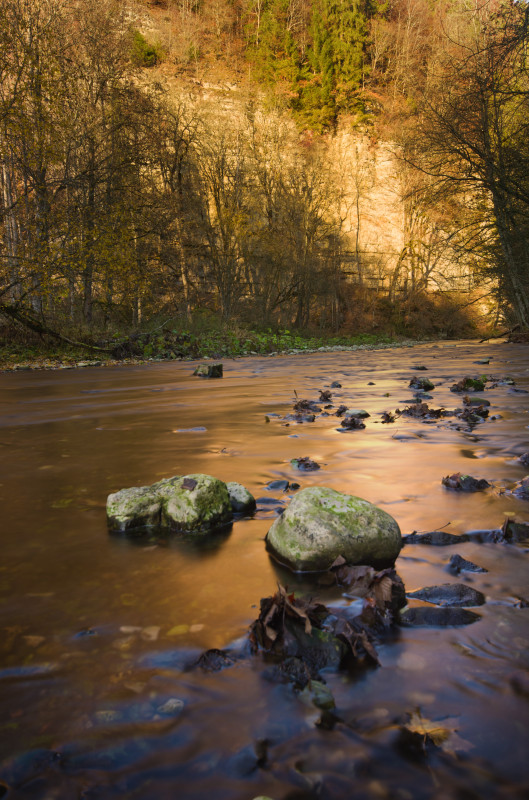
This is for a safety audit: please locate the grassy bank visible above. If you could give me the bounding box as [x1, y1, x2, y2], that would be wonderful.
[0, 320, 426, 372]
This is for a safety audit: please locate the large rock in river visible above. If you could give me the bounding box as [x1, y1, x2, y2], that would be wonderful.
[266, 487, 402, 572]
[107, 474, 234, 533]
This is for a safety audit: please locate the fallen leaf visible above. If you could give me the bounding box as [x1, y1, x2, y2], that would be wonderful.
[404, 711, 459, 746]
[167, 624, 189, 636]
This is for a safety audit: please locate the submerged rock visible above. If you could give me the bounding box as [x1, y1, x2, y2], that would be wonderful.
[400, 607, 481, 627]
[195, 648, 236, 671]
[511, 476, 529, 500]
[107, 473, 248, 533]
[265, 486, 402, 572]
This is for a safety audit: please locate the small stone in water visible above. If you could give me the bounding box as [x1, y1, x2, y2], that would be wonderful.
[266, 480, 290, 492]
[447, 554, 488, 575]
[290, 457, 320, 471]
[157, 698, 184, 715]
[403, 531, 468, 546]
[193, 363, 223, 378]
[406, 583, 486, 607]
[442, 473, 491, 492]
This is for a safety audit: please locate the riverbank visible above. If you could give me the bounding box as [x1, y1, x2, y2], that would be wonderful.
[0, 332, 433, 372]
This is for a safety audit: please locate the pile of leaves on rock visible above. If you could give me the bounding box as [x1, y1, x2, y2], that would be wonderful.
[197, 565, 405, 695]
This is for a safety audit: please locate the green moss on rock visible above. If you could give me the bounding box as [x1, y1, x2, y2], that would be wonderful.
[266, 486, 402, 572]
[107, 473, 233, 533]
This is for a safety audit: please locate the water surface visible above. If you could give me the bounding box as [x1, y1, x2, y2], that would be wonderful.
[1, 341, 528, 798]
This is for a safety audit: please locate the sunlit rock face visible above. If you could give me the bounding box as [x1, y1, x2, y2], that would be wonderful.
[107, 474, 240, 533]
[266, 487, 402, 572]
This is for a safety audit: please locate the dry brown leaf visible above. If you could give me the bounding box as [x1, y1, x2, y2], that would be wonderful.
[405, 712, 459, 746]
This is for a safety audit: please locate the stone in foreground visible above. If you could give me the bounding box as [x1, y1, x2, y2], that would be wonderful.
[265, 486, 402, 572]
[107, 473, 242, 533]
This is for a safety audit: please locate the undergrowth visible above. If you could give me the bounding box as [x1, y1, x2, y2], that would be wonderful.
[0, 317, 402, 369]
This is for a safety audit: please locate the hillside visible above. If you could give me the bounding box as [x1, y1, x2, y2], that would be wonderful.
[0, 0, 527, 356]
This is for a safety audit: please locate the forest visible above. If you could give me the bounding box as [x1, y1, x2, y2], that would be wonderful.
[0, 0, 528, 359]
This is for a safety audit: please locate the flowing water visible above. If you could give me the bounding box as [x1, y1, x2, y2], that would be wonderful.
[1, 340, 528, 799]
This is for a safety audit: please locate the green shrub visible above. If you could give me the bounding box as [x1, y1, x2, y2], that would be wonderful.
[130, 30, 163, 68]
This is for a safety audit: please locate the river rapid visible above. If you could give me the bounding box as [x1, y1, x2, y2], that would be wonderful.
[0, 340, 528, 799]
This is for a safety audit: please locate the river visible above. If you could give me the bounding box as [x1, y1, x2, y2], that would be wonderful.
[0, 340, 528, 799]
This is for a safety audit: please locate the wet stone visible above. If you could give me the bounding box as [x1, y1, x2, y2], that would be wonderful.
[451, 376, 486, 393]
[409, 377, 435, 391]
[226, 482, 256, 514]
[406, 583, 486, 607]
[463, 395, 491, 407]
[442, 473, 491, 492]
[265, 480, 290, 492]
[194, 648, 236, 671]
[290, 457, 320, 471]
[402, 530, 468, 546]
[266, 486, 402, 572]
[344, 408, 370, 418]
[447, 554, 488, 575]
[511, 476, 529, 499]
[284, 413, 316, 423]
[339, 416, 366, 431]
[256, 496, 286, 507]
[400, 607, 481, 627]
[468, 519, 529, 543]
[193, 362, 223, 378]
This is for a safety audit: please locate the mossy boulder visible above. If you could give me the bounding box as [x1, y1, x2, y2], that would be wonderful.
[265, 487, 402, 572]
[107, 473, 234, 533]
[160, 474, 232, 531]
[106, 485, 165, 532]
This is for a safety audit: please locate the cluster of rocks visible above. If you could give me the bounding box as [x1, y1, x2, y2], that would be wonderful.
[106, 473, 255, 533]
[107, 476, 402, 570]
[105, 357, 529, 698]
[106, 467, 529, 703]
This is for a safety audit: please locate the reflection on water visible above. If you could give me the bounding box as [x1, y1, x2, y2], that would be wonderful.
[1, 341, 529, 798]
